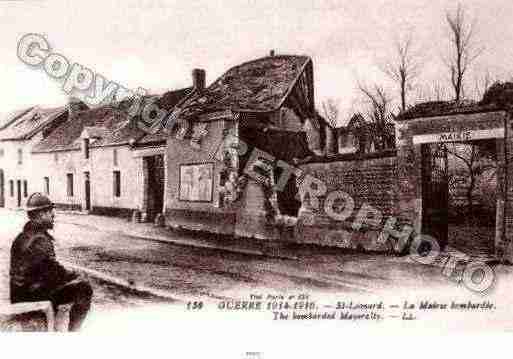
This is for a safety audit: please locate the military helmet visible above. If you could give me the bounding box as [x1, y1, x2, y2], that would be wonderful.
[25, 192, 54, 213]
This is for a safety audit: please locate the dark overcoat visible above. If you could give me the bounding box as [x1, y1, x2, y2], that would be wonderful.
[9, 221, 78, 303]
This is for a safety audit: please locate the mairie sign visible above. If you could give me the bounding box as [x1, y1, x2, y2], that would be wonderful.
[412, 128, 505, 144]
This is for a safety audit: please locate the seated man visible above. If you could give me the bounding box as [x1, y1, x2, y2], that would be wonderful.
[9, 193, 93, 331]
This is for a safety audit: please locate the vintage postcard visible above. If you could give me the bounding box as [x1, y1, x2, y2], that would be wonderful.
[0, 0, 512, 356]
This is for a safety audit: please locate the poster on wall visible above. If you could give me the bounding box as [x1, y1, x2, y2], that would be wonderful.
[179, 163, 213, 202]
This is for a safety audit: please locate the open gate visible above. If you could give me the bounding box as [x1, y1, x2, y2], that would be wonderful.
[421, 143, 449, 250]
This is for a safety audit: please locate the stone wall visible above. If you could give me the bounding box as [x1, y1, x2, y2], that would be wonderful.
[293, 154, 398, 251]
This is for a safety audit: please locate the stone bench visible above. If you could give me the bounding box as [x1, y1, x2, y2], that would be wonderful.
[0, 301, 55, 332]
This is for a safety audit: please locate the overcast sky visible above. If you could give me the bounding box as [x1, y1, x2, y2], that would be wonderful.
[1, 0, 513, 124]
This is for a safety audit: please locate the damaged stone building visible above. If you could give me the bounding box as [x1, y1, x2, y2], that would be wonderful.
[161, 53, 332, 239]
[4, 50, 513, 264]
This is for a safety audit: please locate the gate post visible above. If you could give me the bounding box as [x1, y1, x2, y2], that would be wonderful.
[499, 111, 513, 263]
[495, 138, 506, 259]
[395, 121, 423, 235]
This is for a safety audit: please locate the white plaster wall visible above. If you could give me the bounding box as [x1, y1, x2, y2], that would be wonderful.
[29, 145, 142, 211]
[0, 133, 46, 209]
[88, 145, 142, 210]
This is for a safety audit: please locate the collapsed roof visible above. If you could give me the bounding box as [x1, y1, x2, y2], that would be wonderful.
[169, 55, 313, 121]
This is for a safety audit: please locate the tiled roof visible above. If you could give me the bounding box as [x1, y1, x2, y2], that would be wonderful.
[0, 107, 34, 130]
[32, 88, 191, 152]
[32, 105, 137, 152]
[137, 87, 194, 145]
[170, 55, 312, 120]
[156, 87, 193, 111]
[0, 106, 66, 141]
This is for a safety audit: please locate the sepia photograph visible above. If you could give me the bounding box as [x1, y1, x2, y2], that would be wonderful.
[0, 0, 512, 356]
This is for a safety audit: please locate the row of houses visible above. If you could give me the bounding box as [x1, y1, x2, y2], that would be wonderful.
[0, 82, 192, 222]
[0, 52, 342, 238]
[3, 51, 513, 261]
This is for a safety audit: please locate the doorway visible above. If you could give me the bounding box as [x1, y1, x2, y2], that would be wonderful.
[421, 143, 449, 250]
[84, 172, 91, 211]
[146, 155, 165, 221]
[421, 139, 498, 257]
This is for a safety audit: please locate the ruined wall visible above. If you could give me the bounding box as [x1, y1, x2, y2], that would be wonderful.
[294, 154, 399, 251]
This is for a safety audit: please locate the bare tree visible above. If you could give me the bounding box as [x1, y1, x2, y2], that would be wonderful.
[357, 83, 395, 151]
[381, 34, 422, 111]
[445, 3, 484, 102]
[321, 98, 339, 128]
[444, 141, 496, 218]
[358, 83, 391, 122]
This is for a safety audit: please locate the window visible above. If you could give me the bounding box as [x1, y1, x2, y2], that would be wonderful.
[44, 177, 50, 195]
[113, 149, 118, 166]
[23, 180, 27, 197]
[17, 149, 22, 165]
[0, 148, 4, 158]
[54, 153, 59, 164]
[83, 139, 90, 159]
[113, 171, 121, 197]
[9, 180, 13, 197]
[67, 173, 74, 197]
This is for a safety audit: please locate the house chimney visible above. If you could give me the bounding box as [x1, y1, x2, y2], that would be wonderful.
[192, 68, 206, 91]
[270, 50, 275, 57]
